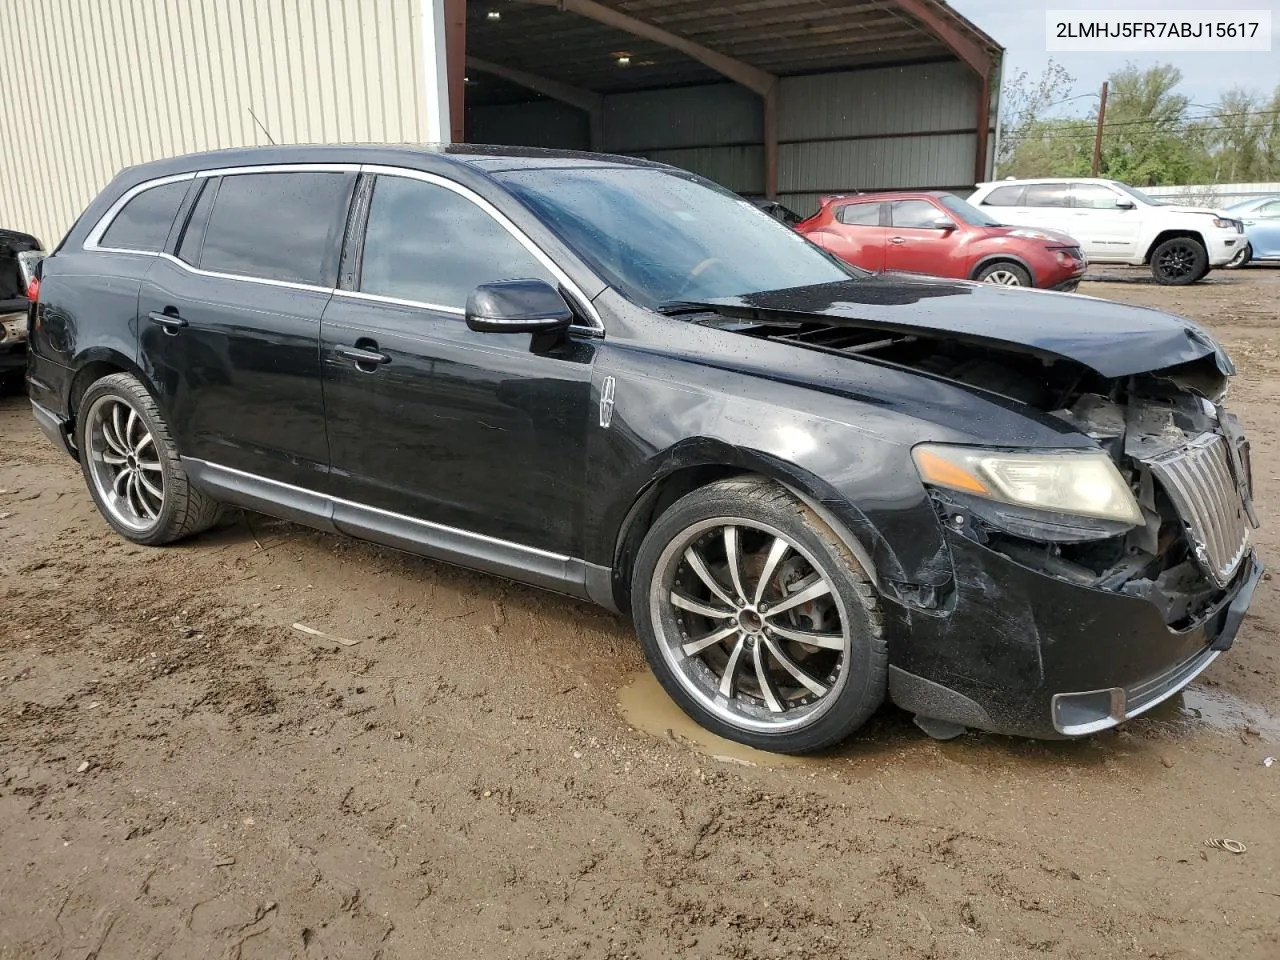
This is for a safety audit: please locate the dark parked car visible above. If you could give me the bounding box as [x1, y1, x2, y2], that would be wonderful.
[1, 228, 44, 388]
[796, 191, 1086, 290]
[27, 145, 1261, 753]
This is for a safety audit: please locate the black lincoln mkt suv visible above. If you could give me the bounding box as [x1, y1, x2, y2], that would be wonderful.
[25, 145, 1261, 753]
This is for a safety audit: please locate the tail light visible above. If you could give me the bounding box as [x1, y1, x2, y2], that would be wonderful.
[27, 276, 40, 302]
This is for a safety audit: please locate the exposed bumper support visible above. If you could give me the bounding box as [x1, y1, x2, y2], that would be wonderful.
[30, 399, 75, 458]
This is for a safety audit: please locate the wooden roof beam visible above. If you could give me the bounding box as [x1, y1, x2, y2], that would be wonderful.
[465, 55, 605, 148]
[509, 0, 778, 96]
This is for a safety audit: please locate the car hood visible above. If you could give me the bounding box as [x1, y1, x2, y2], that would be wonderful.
[1156, 204, 1231, 218]
[696, 276, 1232, 379]
[983, 224, 1080, 245]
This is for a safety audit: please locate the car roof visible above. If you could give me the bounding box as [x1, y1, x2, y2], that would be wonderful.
[111, 143, 669, 185]
[836, 190, 952, 201]
[975, 177, 1118, 188]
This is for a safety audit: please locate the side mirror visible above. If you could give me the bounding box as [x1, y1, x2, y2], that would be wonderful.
[466, 279, 573, 334]
[932, 217, 957, 231]
[1115, 198, 1136, 209]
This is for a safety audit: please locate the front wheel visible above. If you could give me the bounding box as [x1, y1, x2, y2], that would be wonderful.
[1224, 242, 1252, 269]
[76, 372, 224, 545]
[975, 261, 1032, 287]
[631, 477, 887, 754]
[1150, 237, 1208, 285]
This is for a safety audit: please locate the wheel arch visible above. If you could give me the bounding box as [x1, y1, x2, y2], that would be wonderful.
[968, 253, 1036, 285]
[604, 442, 895, 616]
[1143, 229, 1205, 264]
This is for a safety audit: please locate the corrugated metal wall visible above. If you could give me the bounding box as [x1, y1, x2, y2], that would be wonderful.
[0, 0, 436, 248]
[468, 62, 988, 210]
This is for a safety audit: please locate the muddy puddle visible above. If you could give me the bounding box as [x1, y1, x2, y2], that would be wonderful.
[1150, 683, 1280, 742]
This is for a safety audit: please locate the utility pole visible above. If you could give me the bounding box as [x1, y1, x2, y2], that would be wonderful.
[1091, 81, 1109, 176]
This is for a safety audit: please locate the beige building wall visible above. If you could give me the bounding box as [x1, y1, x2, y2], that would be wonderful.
[0, 0, 446, 248]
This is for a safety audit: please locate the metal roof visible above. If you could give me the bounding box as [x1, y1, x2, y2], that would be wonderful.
[466, 0, 1002, 105]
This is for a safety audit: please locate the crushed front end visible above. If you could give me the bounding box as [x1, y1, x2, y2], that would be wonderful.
[903, 352, 1262, 737]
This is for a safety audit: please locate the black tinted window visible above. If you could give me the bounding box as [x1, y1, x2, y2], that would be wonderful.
[99, 181, 188, 252]
[359, 176, 554, 309]
[197, 172, 352, 285]
[982, 184, 1025, 206]
[1025, 184, 1070, 208]
[890, 200, 942, 229]
[836, 203, 881, 226]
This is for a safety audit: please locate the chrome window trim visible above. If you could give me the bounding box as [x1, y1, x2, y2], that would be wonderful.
[195, 163, 363, 177]
[153, 252, 336, 295]
[359, 164, 604, 332]
[331, 288, 466, 317]
[83, 172, 198, 253]
[187, 459, 576, 563]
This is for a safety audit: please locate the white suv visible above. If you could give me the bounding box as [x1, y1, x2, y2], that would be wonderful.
[968, 178, 1246, 285]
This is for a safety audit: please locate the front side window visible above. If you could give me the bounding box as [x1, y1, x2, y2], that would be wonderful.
[194, 172, 352, 285]
[495, 166, 859, 309]
[1024, 183, 1071, 208]
[836, 202, 881, 226]
[99, 180, 189, 252]
[358, 176, 555, 309]
[890, 200, 942, 229]
[981, 184, 1026, 206]
[1256, 200, 1280, 218]
[1071, 183, 1122, 209]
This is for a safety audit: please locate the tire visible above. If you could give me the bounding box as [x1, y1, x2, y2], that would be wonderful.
[974, 261, 1032, 287]
[76, 372, 223, 546]
[631, 476, 887, 754]
[1150, 237, 1208, 285]
[1224, 242, 1252, 269]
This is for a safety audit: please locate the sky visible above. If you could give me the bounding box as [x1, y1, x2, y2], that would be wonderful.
[949, 0, 1280, 110]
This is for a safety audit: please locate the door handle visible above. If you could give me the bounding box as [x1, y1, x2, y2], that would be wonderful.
[890, 237, 906, 244]
[335, 344, 391, 366]
[147, 310, 187, 330]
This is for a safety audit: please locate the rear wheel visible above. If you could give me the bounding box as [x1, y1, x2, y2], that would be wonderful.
[975, 261, 1032, 287]
[1150, 237, 1208, 285]
[76, 373, 223, 546]
[631, 477, 887, 754]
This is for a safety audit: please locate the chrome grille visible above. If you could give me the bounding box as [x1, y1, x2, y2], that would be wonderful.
[1146, 433, 1250, 587]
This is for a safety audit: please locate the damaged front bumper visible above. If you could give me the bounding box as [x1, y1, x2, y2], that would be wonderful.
[891, 533, 1262, 740]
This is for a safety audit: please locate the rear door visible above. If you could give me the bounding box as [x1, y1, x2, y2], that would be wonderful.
[973, 183, 1027, 224]
[319, 171, 596, 559]
[819, 201, 888, 271]
[138, 167, 356, 487]
[1069, 182, 1140, 258]
[884, 199, 957, 277]
[1016, 182, 1073, 232]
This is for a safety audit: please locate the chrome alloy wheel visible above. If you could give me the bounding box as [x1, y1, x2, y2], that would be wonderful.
[84, 395, 165, 533]
[649, 518, 853, 733]
[982, 268, 1023, 286]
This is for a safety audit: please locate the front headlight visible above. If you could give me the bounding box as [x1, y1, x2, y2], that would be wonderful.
[912, 445, 1143, 525]
[1211, 217, 1240, 230]
[1007, 228, 1053, 240]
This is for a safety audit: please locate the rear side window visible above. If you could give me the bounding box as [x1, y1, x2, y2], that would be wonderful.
[836, 203, 881, 226]
[1024, 184, 1071, 208]
[358, 175, 555, 310]
[99, 181, 189, 252]
[890, 200, 942, 229]
[193, 172, 353, 285]
[980, 184, 1025, 206]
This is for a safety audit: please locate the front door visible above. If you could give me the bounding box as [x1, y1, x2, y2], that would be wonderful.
[1244, 199, 1280, 259]
[822, 201, 888, 271]
[1069, 182, 1142, 259]
[320, 172, 596, 560]
[884, 199, 957, 277]
[138, 170, 355, 488]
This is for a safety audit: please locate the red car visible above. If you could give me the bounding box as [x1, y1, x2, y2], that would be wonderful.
[796, 191, 1087, 291]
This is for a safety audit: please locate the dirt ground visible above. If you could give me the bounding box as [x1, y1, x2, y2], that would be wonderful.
[2, 267, 1279, 960]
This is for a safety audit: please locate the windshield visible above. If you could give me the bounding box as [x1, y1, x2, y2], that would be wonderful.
[1111, 183, 1163, 206]
[937, 193, 1001, 226]
[495, 166, 862, 309]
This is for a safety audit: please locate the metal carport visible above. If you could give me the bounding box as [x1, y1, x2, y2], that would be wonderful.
[448, 0, 1002, 213]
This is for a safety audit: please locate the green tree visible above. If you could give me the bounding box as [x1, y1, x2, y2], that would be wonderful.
[1095, 64, 1192, 185]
